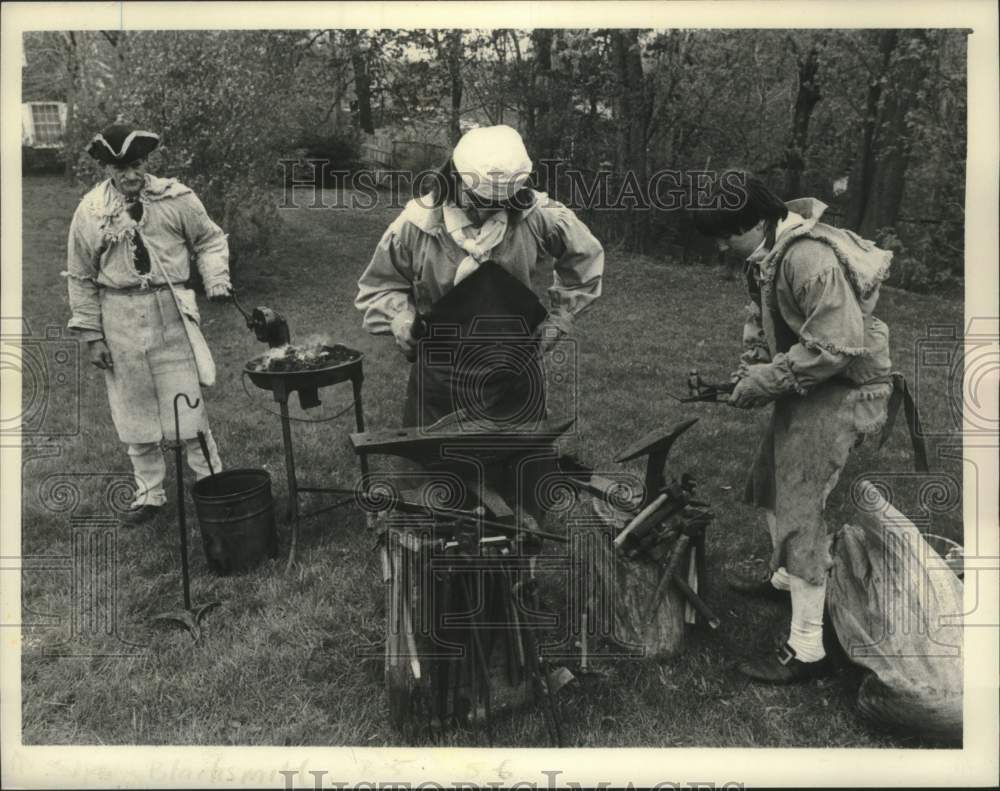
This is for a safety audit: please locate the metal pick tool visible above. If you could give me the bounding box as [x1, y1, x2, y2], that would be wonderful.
[150, 392, 220, 641]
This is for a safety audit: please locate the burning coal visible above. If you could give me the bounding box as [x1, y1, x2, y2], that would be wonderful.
[247, 335, 360, 373]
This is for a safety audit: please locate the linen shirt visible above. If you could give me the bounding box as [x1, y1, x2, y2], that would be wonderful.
[355, 191, 604, 335]
[65, 175, 231, 342]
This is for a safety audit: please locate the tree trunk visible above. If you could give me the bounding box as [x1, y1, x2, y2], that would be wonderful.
[62, 32, 80, 183]
[508, 30, 531, 141]
[348, 31, 374, 134]
[491, 31, 507, 124]
[847, 30, 931, 237]
[528, 29, 554, 166]
[860, 30, 931, 237]
[446, 31, 464, 145]
[63, 85, 77, 183]
[845, 31, 891, 230]
[783, 41, 822, 197]
[612, 30, 651, 252]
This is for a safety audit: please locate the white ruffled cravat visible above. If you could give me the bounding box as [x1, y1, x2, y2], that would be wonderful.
[444, 205, 509, 285]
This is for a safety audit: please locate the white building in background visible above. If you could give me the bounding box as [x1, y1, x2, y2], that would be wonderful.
[22, 101, 67, 148]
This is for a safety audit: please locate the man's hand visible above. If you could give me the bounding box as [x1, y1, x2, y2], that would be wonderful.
[206, 283, 232, 302]
[390, 311, 417, 359]
[88, 339, 114, 371]
[728, 375, 772, 409]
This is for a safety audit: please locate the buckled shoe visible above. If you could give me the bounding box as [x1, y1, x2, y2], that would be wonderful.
[738, 642, 832, 684]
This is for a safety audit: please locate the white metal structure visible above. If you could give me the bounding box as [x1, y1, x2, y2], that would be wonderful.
[21, 102, 67, 148]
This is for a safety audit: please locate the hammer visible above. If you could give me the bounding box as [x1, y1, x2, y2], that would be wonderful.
[404, 280, 434, 363]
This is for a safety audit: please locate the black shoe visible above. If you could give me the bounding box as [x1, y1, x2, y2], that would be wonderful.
[119, 504, 164, 527]
[727, 565, 790, 600]
[738, 643, 832, 684]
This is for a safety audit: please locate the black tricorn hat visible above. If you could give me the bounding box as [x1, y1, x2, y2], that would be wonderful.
[86, 123, 160, 165]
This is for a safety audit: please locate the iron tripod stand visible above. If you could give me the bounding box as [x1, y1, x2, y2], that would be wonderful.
[270, 371, 369, 572]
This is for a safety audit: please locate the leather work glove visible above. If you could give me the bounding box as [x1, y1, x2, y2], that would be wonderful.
[729, 359, 752, 384]
[88, 339, 114, 371]
[206, 283, 232, 302]
[390, 310, 417, 358]
[728, 373, 773, 409]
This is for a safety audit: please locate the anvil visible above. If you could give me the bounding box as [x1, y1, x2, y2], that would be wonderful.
[350, 414, 576, 466]
[614, 417, 699, 507]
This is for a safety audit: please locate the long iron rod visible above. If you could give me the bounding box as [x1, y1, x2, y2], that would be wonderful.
[175, 439, 191, 611]
[172, 393, 200, 611]
[389, 500, 568, 544]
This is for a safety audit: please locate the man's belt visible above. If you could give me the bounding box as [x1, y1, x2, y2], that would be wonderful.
[101, 281, 187, 295]
[878, 372, 930, 472]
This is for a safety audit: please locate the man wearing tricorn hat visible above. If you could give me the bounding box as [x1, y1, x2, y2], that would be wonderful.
[693, 171, 896, 683]
[65, 122, 232, 525]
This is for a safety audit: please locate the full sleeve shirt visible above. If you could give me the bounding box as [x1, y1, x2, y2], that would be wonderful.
[65, 176, 230, 341]
[735, 199, 892, 397]
[355, 191, 604, 336]
[746, 238, 865, 395]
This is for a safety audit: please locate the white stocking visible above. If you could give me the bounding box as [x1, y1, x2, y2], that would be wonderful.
[787, 573, 827, 662]
[126, 442, 167, 507]
[770, 566, 792, 591]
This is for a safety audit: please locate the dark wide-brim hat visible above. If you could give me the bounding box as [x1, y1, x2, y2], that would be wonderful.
[86, 123, 160, 165]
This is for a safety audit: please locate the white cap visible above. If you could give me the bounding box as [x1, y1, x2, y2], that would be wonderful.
[452, 124, 532, 202]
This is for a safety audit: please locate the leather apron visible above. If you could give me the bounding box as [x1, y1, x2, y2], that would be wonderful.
[399, 262, 555, 524]
[401, 262, 549, 430]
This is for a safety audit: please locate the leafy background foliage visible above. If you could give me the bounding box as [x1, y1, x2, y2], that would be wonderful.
[24, 27, 967, 289]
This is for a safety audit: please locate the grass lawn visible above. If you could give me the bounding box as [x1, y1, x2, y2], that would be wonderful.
[19, 174, 964, 747]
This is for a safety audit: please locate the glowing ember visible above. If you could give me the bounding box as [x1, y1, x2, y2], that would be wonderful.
[248, 339, 360, 373]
